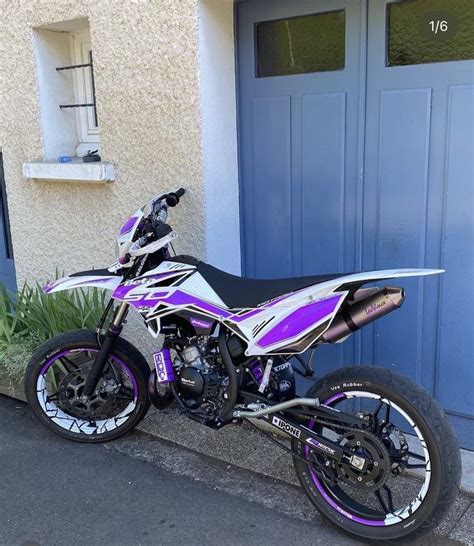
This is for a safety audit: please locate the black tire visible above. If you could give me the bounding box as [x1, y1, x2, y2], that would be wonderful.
[291, 365, 461, 542]
[24, 329, 151, 443]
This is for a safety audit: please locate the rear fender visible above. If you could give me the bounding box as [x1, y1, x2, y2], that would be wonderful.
[43, 274, 123, 294]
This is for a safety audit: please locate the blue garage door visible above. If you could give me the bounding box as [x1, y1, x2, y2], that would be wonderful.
[0, 152, 16, 292]
[236, 0, 474, 447]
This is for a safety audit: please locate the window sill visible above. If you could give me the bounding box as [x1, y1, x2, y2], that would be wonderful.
[22, 159, 115, 183]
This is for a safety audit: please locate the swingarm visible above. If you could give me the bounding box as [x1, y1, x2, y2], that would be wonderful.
[234, 396, 368, 471]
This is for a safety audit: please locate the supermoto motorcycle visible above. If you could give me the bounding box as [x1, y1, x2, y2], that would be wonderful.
[25, 188, 461, 542]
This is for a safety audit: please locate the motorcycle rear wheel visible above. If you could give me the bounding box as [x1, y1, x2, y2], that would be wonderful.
[292, 365, 461, 542]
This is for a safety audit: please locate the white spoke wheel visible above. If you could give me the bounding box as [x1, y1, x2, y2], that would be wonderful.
[25, 329, 150, 443]
[292, 366, 461, 542]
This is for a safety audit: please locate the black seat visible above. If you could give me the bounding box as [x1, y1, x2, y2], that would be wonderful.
[196, 261, 348, 309]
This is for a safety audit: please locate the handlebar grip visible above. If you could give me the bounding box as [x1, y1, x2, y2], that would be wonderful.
[166, 188, 185, 207]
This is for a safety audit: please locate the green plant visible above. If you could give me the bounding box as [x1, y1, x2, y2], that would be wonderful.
[0, 284, 27, 345]
[0, 280, 113, 381]
[0, 334, 39, 384]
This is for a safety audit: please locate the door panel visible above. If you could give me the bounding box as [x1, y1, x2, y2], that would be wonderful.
[237, 0, 473, 447]
[369, 89, 431, 384]
[301, 92, 346, 274]
[437, 84, 474, 418]
[251, 96, 292, 277]
[237, 0, 364, 376]
[363, 0, 474, 447]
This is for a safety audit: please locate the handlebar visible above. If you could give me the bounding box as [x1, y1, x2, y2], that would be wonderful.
[165, 187, 185, 207]
[151, 187, 185, 222]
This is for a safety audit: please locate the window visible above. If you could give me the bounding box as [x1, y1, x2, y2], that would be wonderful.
[32, 19, 100, 160]
[387, 0, 474, 66]
[255, 10, 345, 78]
[69, 28, 99, 155]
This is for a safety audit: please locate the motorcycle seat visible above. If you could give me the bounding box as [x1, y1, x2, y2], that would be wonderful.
[195, 261, 348, 309]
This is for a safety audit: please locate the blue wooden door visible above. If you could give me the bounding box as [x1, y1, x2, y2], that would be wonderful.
[237, 0, 365, 377]
[237, 0, 474, 447]
[0, 152, 16, 292]
[361, 0, 474, 447]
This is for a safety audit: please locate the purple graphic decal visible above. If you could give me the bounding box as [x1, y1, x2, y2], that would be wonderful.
[230, 291, 297, 323]
[191, 317, 213, 329]
[153, 349, 175, 384]
[119, 216, 139, 235]
[162, 291, 232, 318]
[113, 281, 232, 317]
[305, 412, 385, 527]
[231, 308, 263, 322]
[43, 282, 55, 294]
[249, 360, 263, 383]
[323, 392, 346, 405]
[112, 272, 181, 301]
[257, 294, 343, 348]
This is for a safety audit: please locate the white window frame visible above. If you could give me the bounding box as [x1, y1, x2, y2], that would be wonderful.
[69, 28, 100, 156]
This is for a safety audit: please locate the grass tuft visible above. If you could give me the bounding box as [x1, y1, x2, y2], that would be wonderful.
[0, 280, 113, 382]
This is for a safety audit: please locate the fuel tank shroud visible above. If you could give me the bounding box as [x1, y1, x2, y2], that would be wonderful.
[322, 286, 405, 343]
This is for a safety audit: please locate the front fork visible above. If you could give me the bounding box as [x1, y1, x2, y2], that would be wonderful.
[82, 302, 129, 398]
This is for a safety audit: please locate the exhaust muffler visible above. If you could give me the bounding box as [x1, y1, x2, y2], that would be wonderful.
[321, 286, 405, 343]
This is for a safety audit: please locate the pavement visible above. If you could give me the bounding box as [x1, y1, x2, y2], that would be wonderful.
[3, 369, 474, 496]
[1, 395, 473, 545]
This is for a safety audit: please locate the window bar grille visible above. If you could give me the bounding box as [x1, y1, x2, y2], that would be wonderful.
[56, 55, 98, 124]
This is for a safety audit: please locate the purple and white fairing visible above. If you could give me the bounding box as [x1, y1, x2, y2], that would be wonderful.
[44, 275, 122, 294]
[115, 208, 145, 268]
[42, 248, 444, 356]
[108, 263, 442, 354]
[40, 186, 445, 356]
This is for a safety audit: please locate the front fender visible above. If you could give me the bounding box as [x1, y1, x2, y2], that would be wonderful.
[43, 269, 123, 294]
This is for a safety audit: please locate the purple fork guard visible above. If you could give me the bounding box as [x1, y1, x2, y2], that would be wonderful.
[258, 294, 343, 348]
[39, 348, 138, 401]
[153, 348, 175, 384]
[305, 397, 386, 527]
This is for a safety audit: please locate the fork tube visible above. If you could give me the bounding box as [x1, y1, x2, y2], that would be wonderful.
[82, 302, 129, 397]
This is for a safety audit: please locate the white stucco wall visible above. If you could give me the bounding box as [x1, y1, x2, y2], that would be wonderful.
[198, 0, 241, 274]
[0, 1, 206, 289]
[0, 0, 243, 356]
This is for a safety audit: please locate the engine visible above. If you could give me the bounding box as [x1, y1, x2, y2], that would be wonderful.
[175, 341, 228, 415]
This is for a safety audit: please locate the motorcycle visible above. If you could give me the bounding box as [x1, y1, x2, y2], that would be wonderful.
[25, 188, 461, 542]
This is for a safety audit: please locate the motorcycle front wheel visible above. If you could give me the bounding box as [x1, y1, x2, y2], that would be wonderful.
[25, 329, 150, 443]
[292, 365, 461, 542]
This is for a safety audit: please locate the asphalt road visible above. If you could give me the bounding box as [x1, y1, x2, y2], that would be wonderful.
[0, 395, 464, 546]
